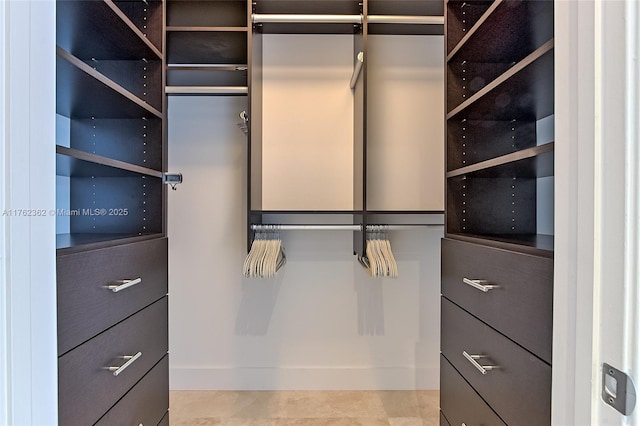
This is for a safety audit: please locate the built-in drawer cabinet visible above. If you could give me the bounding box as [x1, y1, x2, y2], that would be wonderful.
[441, 238, 553, 363]
[95, 355, 169, 426]
[57, 238, 168, 355]
[58, 297, 168, 426]
[441, 298, 551, 426]
[440, 354, 506, 426]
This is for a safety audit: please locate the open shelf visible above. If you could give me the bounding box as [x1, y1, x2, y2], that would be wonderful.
[57, 48, 162, 119]
[446, 0, 494, 54]
[167, 31, 248, 64]
[167, 0, 247, 28]
[57, 0, 162, 61]
[446, 174, 553, 242]
[445, 0, 553, 112]
[167, 64, 248, 87]
[63, 117, 163, 171]
[253, 0, 362, 34]
[447, 0, 553, 63]
[447, 142, 554, 178]
[447, 41, 554, 120]
[254, 0, 361, 15]
[367, 0, 444, 35]
[56, 146, 163, 178]
[113, 0, 164, 53]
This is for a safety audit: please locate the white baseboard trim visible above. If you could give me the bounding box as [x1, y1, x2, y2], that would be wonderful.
[170, 366, 439, 391]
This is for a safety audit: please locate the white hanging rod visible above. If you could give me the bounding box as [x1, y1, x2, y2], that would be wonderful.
[250, 224, 443, 231]
[252, 14, 444, 26]
[367, 15, 444, 25]
[349, 51, 364, 89]
[252, 14, 362, 24]
[252, 224, 361, 231]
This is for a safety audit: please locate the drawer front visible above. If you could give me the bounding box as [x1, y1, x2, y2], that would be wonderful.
[58, 297, 168, 426]
[158, 411, 169, 426]
[57, 238, 168, 355]
[441, 238, 553, 363]
[440, 355, 506, 426]
[441, 298, 551, 426]
[96, 355, 169, 426]
[440, 411, 451, 426]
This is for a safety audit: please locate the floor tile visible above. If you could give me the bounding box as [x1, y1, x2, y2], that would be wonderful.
[275, 391, 387, 419]
[169, 390, 440, 426]
[378, 391, 421, 418]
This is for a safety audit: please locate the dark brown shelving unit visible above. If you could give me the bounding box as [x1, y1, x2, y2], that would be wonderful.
[56, 0, 168, 424]
[166, 0, 248, 93]
[441, 0, 554, 424]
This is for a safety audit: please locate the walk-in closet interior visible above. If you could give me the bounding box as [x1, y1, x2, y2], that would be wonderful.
[54, 0, 554, 424]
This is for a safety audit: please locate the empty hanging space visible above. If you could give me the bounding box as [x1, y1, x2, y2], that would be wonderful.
[256, 33, 355, 211]
[365, 32, 444, 211]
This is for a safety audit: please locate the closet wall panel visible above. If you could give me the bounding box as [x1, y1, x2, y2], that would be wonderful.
[366, 35, 444, 211]
[260, 34, 354, 211]
[168, 96, 442, 390]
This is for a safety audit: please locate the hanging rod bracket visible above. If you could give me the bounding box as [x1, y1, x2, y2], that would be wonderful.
[350, 51, 364, 90]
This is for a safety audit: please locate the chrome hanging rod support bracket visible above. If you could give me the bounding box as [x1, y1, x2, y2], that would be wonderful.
[367, 15, 444, 25]
[349, 52, 365, 90]
[252, 14, 363, 24]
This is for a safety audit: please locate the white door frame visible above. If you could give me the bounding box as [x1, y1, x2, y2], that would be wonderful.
[553, 0, 640, 424]
[2, 1, 58, 425]
[1, 0, 9, 423]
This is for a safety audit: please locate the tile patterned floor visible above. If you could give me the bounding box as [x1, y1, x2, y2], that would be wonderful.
[170, 391, 440, 426]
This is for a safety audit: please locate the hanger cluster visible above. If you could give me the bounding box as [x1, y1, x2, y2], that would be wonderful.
[364, 229, 398, 278]
[243, 232, 286, 278]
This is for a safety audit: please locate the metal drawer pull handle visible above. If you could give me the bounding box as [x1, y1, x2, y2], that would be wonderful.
[463, 351, 499, 375]
[108, 277, 142, 293]
[108, 352, 142, 376]
[463, 278, 497, 293]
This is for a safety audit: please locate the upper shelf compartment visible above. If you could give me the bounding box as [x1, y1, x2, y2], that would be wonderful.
[447, 41, 554, 122]
[446, 0, 494, 54]
[167, 0, 248, 28]
[167, 31, 248, 64]
[447, 0, 554, 63]
[57, 47, 162, 119]
[368, 0, 444, 35]
[57, 0, 162, 61]
[253, 0, 362, 34]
